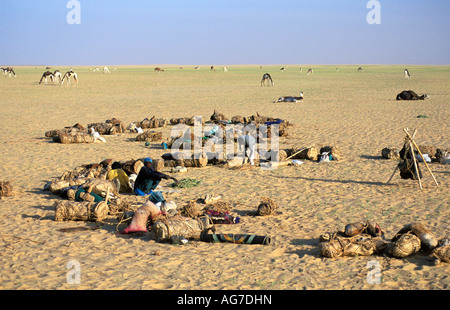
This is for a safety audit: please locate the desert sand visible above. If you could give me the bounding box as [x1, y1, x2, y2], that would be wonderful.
[0, 65, 449, 291]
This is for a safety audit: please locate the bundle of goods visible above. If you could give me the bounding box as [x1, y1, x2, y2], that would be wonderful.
[381, 145, 448, 163]
[152, 215, 214, 243]
[170, 116, 203, 126]
[181, 195, 240, 224]
[45, 123, 85, 138]
[161, 152, 208, 168]
[275, 145, 342, 163]
[0, 181, 14, 198]
[64, 159, 112, 180]
[318, 221, 386, 258]
[432, 238, 450, 265]
[48, 125, 95, 144]
[319, 221, 448, 264]
[256, 197, 278, 216]
[87, 118, 125, 135]
[381, 147, 400, 160]
[53, 200, 109, 222]
[200, 233, 272, 245]
[134, 116, 168, 129]
[210, 110, 228, 122]
[135, 130, 163, 142]
[46, 177, 118, 199]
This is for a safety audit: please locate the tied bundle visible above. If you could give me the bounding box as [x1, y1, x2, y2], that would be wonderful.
[200, 233, 271, 245]
[256, 197, 278, 216]
[0, 181, 15, 198]
[55, 132, 95, 144]
[432, 238, 450, 266]
[152, 216, 214, 243]
[54, 200, 109, 222]
[318, 233, 387, 258]
[135, 131, 163, 142]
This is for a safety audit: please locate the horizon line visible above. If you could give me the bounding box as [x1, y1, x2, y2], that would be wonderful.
[4, 63, 450, 68]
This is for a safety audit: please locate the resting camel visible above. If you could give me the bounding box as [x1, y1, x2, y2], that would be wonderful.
[396, 90, 429, 100]
[276, 92, 304, 103]
[61, 70, 78, 85]
[261, 73, 274, 86]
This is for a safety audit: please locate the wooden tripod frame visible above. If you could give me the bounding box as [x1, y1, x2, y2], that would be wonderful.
[387, 128, 439, 189]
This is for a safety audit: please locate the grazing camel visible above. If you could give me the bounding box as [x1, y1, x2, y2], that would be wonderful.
[276, 92, 304, 103]
[358, 67, 363, 72]
[53, 70, 62, 83]
[210, 65, 215, 71]
[396, 90, 429, 100]
[103, 66, 110, 74]
[223, 66, 228, 72]
[154, 67, 164, 72]
[2, 67, 16, 77]
[404, 69, 411, 80]
[61, 70, 78, 85]
[306, 68, 313, 75]
[261, 73, 274, 87]
[39, 71, 54, 84]
[280, 67, 286, 72]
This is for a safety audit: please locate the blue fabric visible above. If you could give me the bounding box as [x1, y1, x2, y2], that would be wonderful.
[134, 187, 151, 196]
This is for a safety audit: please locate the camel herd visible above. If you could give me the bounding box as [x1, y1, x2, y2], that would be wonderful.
[1, 66, 430, 100]
[38, 69, 78, 85]
[261, 67, 429, 102]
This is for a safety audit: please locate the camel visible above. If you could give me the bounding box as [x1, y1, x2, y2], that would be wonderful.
[404, 69, 411, 80]
[223, 66, 228, 72]
[358, 67, 363, 72]
[103, 66, 110, 74]
[396, 90, 429, 100]
[261, 73, 274, 86]
[154, 67, 164, 72]
[306, 68, 313, 75]
[276, 92, 304, 103]
[61, 70, 78, 85]
[53, 70, 62, 83]
[39, 71, 54, 84]
[210, 66, 215, 71]
[2, 67, 16, 77]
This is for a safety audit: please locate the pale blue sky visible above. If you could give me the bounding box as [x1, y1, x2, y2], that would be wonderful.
[1, 0, 449, 66]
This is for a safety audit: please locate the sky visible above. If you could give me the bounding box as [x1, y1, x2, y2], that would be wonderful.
[1, 0, 449, 66]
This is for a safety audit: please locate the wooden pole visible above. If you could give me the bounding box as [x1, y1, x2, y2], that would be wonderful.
[387, 166, 398, 184]
[286, 146, 310, 160]
[409, 141, 422, 189]
[403, 128, 439, 186]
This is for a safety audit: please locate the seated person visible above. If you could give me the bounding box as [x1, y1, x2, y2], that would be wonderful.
[106, 162, 132, 192]
[134, 157, 179, 197]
